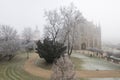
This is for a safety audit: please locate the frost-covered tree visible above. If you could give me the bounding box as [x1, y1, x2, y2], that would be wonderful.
[60, 3, 85, 56]
[22, 27, 33, 43]
[22, 27, 35, 59]
[44, 3, 85, 56]
[51, 55, 76, 80]
[44, 10, 62, 44]
[0, 25, 20, 60]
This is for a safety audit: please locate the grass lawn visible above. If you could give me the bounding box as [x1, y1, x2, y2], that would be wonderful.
[35, 56, 84, 71]
[0, 53, 46, 80]
[71, 57, 84, 71]
[71, 57, 88, 80]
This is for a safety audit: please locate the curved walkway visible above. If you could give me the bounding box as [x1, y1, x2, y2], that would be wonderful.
[24, 53, 120, 79]
[24, 53, 51, 79]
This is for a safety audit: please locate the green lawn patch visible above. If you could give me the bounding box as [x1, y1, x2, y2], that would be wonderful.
[71, 57, 84, 71]
[0, 53, 46, 80]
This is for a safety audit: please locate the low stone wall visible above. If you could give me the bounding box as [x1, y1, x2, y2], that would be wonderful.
[76, 50, 120, 64]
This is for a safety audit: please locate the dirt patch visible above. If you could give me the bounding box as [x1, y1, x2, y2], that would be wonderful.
[77, 70, 120, 78]
[23, 53, 52, 79]
[24, 53, 120, 79]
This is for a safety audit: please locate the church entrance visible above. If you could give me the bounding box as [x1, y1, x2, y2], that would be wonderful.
[81, 43, 86, 50]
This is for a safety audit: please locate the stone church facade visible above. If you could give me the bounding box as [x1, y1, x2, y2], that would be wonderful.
[74, 21, 101, 50]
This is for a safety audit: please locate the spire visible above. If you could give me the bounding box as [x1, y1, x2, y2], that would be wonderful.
[36, 26, 38, 30]
[98, 21, 101, 28]
[35, 25, 39, 32]
[33, 25, 40, 40]
[97, 21, 101, 35]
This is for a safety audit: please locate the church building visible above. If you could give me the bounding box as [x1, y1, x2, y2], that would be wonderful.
[74, 21, 101, 50]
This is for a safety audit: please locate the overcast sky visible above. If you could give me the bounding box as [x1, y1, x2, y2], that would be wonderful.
[0, 0, 120, 44]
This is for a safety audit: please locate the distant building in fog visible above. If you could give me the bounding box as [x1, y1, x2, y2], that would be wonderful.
[74, 21, 101, 50]
[33, 26, 40, 41]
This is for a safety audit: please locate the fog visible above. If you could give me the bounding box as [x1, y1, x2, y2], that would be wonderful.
[0, 0, 120, 44]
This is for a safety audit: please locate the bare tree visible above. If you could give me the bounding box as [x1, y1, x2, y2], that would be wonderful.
[44, 10, 62, 44]
[51, 55, 76, 80]
[22, 27, 33, 43]
[22, 27, 34, 59]
[0, 25, 20, 60]
[60, 4, 85, 56]
[44, 4, 84, 80]
[44, 4, 85, 56]
[0, 25, 18, 41]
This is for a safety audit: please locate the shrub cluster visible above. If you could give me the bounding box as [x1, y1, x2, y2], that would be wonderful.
[36, 38, 66, 63]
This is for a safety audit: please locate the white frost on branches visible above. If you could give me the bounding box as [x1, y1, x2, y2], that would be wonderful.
[0, 25, 20, 59]
[51, 55, 76, 80]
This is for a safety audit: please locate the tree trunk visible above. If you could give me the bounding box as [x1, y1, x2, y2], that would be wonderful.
[27, 52, 29, 59]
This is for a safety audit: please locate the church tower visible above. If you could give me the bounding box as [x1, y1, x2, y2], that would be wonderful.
[98, 23, 102, 49]
[33, 26, 40, 41]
